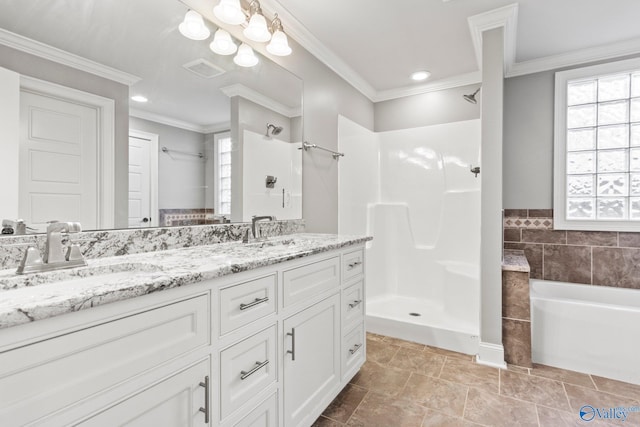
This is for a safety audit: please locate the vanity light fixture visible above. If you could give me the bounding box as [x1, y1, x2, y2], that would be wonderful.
[234, 43, 259, 67]
[210, 29, 237, 55]
[411, 70, 431, 81]
[131, 95, 148, 103]
[243, 1, 271, 42]
[266, 14, 291, 56]
[213, 0, 246, 25]
[178, 10, 211, 40]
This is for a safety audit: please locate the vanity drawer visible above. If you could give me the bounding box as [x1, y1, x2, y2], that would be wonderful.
[342, 323, 365, 379]
[283, 257, 340, 307]
[342, 280, 364, 332]
[343, 249, 364, 282]
[0, 294, 209, 425]
[226, 392, 278, 427]
[220, 325, 277, 420]
[220, 274, 277, 335]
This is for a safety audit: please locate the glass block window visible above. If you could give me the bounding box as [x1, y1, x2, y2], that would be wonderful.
[214, 132, 232, 216]
[554, 58, 640, 231]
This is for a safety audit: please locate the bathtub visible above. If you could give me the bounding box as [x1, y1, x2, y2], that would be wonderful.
[530, 279, 640, 385]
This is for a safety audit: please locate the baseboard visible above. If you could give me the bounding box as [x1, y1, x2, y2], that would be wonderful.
[476, 341, 506, 368]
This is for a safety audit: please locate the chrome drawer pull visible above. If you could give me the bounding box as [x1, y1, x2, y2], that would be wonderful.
[348, 299, 362, 309]
[349, 343, 362, 355]
[287, 328, 296, 361]
[240, 360, 270, 380]
[199, 375, 209, 423]
[347, 260, 362, 269]
[239, 296, 269, 310]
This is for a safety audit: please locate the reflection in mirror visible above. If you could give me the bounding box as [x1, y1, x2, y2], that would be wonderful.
[0, 0, 303, 235]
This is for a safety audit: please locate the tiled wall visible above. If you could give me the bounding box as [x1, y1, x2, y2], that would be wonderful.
[158, 208, 219, 226]
[503, 209, 640, 289]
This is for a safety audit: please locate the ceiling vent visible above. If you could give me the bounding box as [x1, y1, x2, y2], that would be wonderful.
[183, 58, 226, 79]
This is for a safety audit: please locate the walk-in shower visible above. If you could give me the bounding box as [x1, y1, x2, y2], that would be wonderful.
[339, 116, 481, 354]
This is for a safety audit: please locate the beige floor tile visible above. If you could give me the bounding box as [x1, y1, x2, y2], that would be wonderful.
[425, 346, 474, 361]
[321, 384, 367, 423]
[346, 391, 428, 427]
[366, 332, 387, 342]
[507, 363, 530, 375]
[564, 383, 640, 426]
[312, 416, 344, 427]
[592, 375, 640, 400]
[383, 336, 427, 351]
[421, 409, 483, 427]
[439, 357, 500, 394]
[537, 405, 620, 427]
[366, 337, 400, 364]
[351, 360, 411, 397]
[463, 387, 538, 427]
[530, 363, 595, 388]
[401, 373, 468, 417]
[388, 347, 447, 377]
[500, 369, 571, 411]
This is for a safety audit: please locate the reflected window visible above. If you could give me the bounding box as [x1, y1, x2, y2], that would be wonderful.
[214, 132, 232, 216]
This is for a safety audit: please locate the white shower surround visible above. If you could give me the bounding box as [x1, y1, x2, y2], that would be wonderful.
[338, 116, 481, 354]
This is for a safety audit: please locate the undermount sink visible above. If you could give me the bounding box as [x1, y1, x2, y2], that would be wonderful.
[0, 262, 162, 292]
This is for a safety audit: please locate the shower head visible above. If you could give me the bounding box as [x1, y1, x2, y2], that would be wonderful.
[463, 88, 481, 104]
[266, 123, 284, 137]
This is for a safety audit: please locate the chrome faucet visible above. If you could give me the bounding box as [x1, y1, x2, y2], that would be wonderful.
[245, 215, 276, 243]
[16, 221, 87, 274]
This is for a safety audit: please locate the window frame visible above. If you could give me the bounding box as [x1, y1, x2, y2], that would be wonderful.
[553, 57, 640, 231]
[213, 131, 232, 217]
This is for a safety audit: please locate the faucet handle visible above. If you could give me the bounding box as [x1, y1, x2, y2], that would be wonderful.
[16, 246, 44, 275]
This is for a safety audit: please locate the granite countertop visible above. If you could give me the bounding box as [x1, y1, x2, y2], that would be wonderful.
[0, 233, 371, 330]
[502, 249, 530, 273]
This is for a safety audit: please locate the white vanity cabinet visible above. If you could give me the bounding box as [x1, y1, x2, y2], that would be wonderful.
[0, 243, 366, 427]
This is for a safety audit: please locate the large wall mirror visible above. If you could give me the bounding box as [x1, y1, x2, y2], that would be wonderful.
[0, 0, 303, 235]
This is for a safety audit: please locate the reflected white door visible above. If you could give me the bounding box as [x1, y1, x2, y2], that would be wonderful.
[19, 90, 98, 231]
[128, 130, 158, 228]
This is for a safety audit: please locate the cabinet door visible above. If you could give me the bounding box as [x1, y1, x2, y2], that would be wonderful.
[79, 359, 211, 426]
[283, 295, 340, 427]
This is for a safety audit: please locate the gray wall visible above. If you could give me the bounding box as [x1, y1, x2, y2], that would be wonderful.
[0, 44, 130, 227]
[374, 84, 481, 132]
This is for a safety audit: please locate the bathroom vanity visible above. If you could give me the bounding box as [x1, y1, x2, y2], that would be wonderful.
[0, 233, 368, 426]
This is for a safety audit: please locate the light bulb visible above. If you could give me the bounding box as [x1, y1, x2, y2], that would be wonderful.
[411, 70, 431, 81]
[266, 30, 291, 56]
[234, 43, 259, 67]
[213, 0, 245, 25]
[243, 13, 271, 42]
[210, 29, 237, 55]
[178, 10, 210, 41]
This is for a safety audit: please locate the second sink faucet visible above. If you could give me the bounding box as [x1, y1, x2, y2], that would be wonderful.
[251, 215, 276, 241]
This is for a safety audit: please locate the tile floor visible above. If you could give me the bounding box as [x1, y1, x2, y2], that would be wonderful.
[313, 333, 640, 427]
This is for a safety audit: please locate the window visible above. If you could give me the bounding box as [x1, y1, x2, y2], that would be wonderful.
[214, 132, 232, 217]
[554, 57, 640, 231]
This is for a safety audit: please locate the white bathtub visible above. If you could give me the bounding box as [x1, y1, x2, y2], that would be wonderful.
[530, 279, 640, 385]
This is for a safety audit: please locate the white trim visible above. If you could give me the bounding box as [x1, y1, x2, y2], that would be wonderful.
[553, 57, 640, 232]
[467, 4, 519, 74]
[20, 75, 115, 229]
[202, 122, 232, 134]
[0, 28, 140, 86]
[372, 72, 482, 102]
[475, 342, 506, 369]
[129, 129, 159, 228]
[219, 83, 301, 118]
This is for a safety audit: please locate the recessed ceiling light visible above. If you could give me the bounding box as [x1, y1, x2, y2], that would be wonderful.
[131, 95, 148, 103]
[411, 70, 431, 81]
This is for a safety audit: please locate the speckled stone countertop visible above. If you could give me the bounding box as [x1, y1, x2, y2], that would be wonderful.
[502, 249, 530, 273]
[0, 233, 371, 330]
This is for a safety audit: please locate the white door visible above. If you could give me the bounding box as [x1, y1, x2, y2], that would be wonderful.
[128, 130, 158, 228]
[19, 90, 98, 231]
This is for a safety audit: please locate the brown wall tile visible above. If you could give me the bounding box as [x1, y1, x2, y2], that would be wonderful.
[593, 247, 640, 289]
[504, 209, 527, 217]
[521, 229, 567, 244]
[502, 271, 530, 320]
[543, 245, 591, 284]
[503, 228, 521, 242]
[502, 318, 532, 368]
[504, 243, 543, 280]
[528, 209, 553, 218]
[566, 231, 617, 246]
[619, 232, 640, 248]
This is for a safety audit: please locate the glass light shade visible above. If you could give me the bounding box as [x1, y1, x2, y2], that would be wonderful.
[210, 29, 237, 55]
[266, 30, 291, 56]
[243, 13, 271, 42]
[234, 43, 259, 67]
[213, 0, 245, 25]
[178, 10, 210, 40]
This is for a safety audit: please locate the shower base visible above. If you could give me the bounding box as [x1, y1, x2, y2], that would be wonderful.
[366, 295, 479, 355]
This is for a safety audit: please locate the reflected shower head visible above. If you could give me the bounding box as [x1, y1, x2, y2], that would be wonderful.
[463, 88, 481, 104]
[266, 123, 283, 137]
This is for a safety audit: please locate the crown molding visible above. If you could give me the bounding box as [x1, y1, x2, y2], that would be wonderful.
[202, 121, 232, 134]
[467, 3, 519, 73]
[220, 83, 301, 117]
[0, 28, 140, 86]
[507, 37, 640, 78]
[372, 71, 482, 102]
[130, 108, 216, 133]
